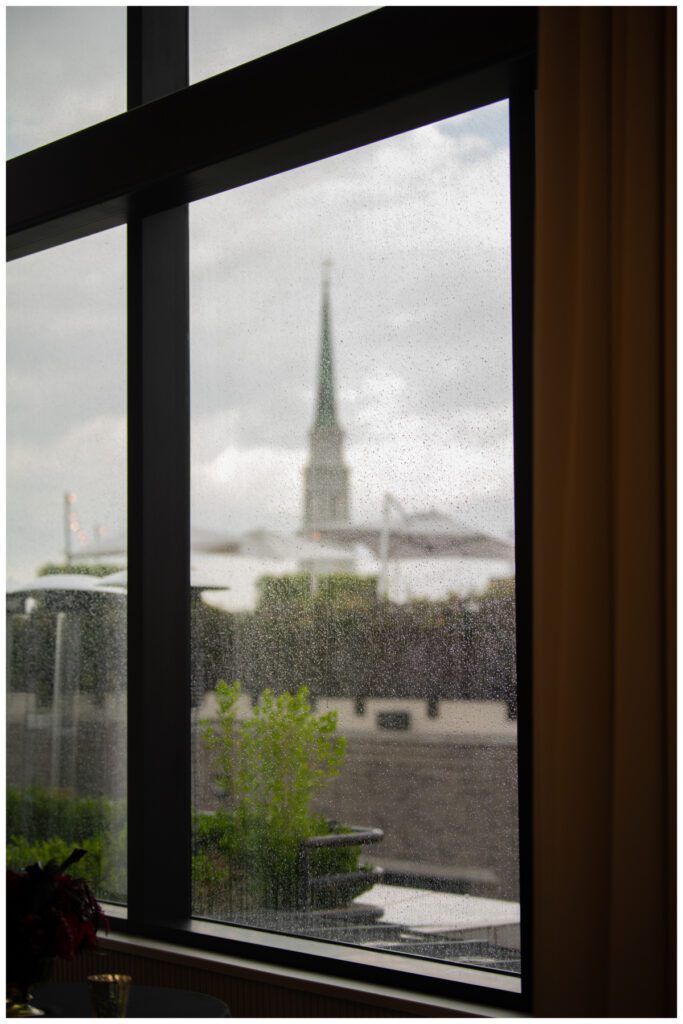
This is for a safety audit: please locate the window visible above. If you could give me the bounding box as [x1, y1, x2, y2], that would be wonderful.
[189, 98, 520, 961]
[6, 8, 535, 1011]
[7, 228, 128, 905]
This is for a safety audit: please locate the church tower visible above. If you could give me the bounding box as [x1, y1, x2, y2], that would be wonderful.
[303, 265, 351, 533]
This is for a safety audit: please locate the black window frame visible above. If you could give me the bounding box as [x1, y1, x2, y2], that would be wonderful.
[6, 6, 535, 1012]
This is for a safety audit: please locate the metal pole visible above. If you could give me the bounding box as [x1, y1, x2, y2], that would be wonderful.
[379, 492, 404, 599]
[50, 612, 65, 787]
[378, 493, 391, 598]
[64, 492, 73, 565]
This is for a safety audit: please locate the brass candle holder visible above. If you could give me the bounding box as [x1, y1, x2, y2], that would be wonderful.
[87, 975, 132, 1018]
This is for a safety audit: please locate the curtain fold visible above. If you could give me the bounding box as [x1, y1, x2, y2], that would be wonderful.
[532, 8, 675, 1016]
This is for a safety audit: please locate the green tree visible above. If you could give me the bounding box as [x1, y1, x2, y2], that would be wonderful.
[6, 786, 127, 901]
[200, 681, 361, 911]
[202, 681, 345, 837]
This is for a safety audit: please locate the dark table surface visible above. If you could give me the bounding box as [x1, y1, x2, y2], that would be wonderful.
[32, 982, 230, 1018]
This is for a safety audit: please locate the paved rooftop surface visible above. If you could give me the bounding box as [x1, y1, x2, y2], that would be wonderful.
[357, 883, 520, 932]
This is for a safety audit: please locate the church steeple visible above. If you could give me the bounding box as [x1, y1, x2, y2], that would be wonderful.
[303, 263, 351, 531]
[314, 263, 337, 428]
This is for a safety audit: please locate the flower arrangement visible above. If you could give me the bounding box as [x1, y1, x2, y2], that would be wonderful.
[6, 848, 108, 1014]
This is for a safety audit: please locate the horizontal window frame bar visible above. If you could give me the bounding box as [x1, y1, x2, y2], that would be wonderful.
[7, 6, 536, 261]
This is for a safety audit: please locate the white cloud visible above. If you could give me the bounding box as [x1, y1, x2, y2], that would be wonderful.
[192, 443, 304, 535]
[7, 7, 126, 157]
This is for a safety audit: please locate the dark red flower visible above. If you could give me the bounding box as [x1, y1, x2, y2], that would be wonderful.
[6, 851, 107, 969]
[54, 914, 77, 959]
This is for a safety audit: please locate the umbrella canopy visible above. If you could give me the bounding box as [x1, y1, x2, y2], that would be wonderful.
[152, 517, 512, 563]
[7, 574, 101, 593]
[311, 510, 514, 561]
[190, 527, 242, 555]
[6, 575, 125, 613]
[236, 529, 353, 562]
[74, 526, 244, 560]
[97, 569, 230, 592]
[62, 499, 513, 566]
[186, 528, 353, 562]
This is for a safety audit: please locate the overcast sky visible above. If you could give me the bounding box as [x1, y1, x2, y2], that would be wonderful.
[7, 8, 515, 602]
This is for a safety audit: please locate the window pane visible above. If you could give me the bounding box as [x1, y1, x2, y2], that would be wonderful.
[190, 101, 519, 974]
[6, 228, 127, 905]
[190, 6, 377, 84]
[7, 7, 126, 158]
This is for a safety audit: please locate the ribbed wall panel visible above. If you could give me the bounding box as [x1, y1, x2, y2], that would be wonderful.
[51, 944, 444, 1017]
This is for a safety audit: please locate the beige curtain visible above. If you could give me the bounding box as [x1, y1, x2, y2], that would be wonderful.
[533, 8, 675, 1017]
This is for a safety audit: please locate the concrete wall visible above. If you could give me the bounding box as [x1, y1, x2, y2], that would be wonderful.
[7, 692, 127, 801]
[312, 736, 519, 900]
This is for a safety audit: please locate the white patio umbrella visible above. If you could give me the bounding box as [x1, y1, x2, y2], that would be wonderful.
[7, 574, 102, 593]
[69, 499, 513, 598]
[231, 529, 353, 563]
[74, 526, 245, 561]
[78, 526, 350, 563]
[306, 494, 515, 596]
[6, 574, 125, 612]
[97, 569, 230, 593]
[313, 511, 514, 560]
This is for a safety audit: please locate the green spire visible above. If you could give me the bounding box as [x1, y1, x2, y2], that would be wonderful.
[314, 262, 337, 428]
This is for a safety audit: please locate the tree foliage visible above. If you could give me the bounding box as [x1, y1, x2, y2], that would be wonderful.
[197, 682, 366, 912]
[203, 681, 345, 831]
[36, 563, 125, 578]
[6, 786, 127, 901]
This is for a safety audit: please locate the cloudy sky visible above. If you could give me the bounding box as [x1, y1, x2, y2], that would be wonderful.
[7, 8, 515, 603]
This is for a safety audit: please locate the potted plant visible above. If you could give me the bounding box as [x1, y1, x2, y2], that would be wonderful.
[6, 848, 108, 1017]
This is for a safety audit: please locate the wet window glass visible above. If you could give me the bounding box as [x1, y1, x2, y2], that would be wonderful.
[189, 100, 520, 973]
[6, 228, 127, 905]
[7, 6, 126, 159]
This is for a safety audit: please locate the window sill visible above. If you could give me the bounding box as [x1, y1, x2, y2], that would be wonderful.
[100, 908, 524, 1017]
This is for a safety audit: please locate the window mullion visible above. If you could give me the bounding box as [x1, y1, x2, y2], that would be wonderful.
[127, 6, 191, 929]
[509, 88, 536, 1010]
